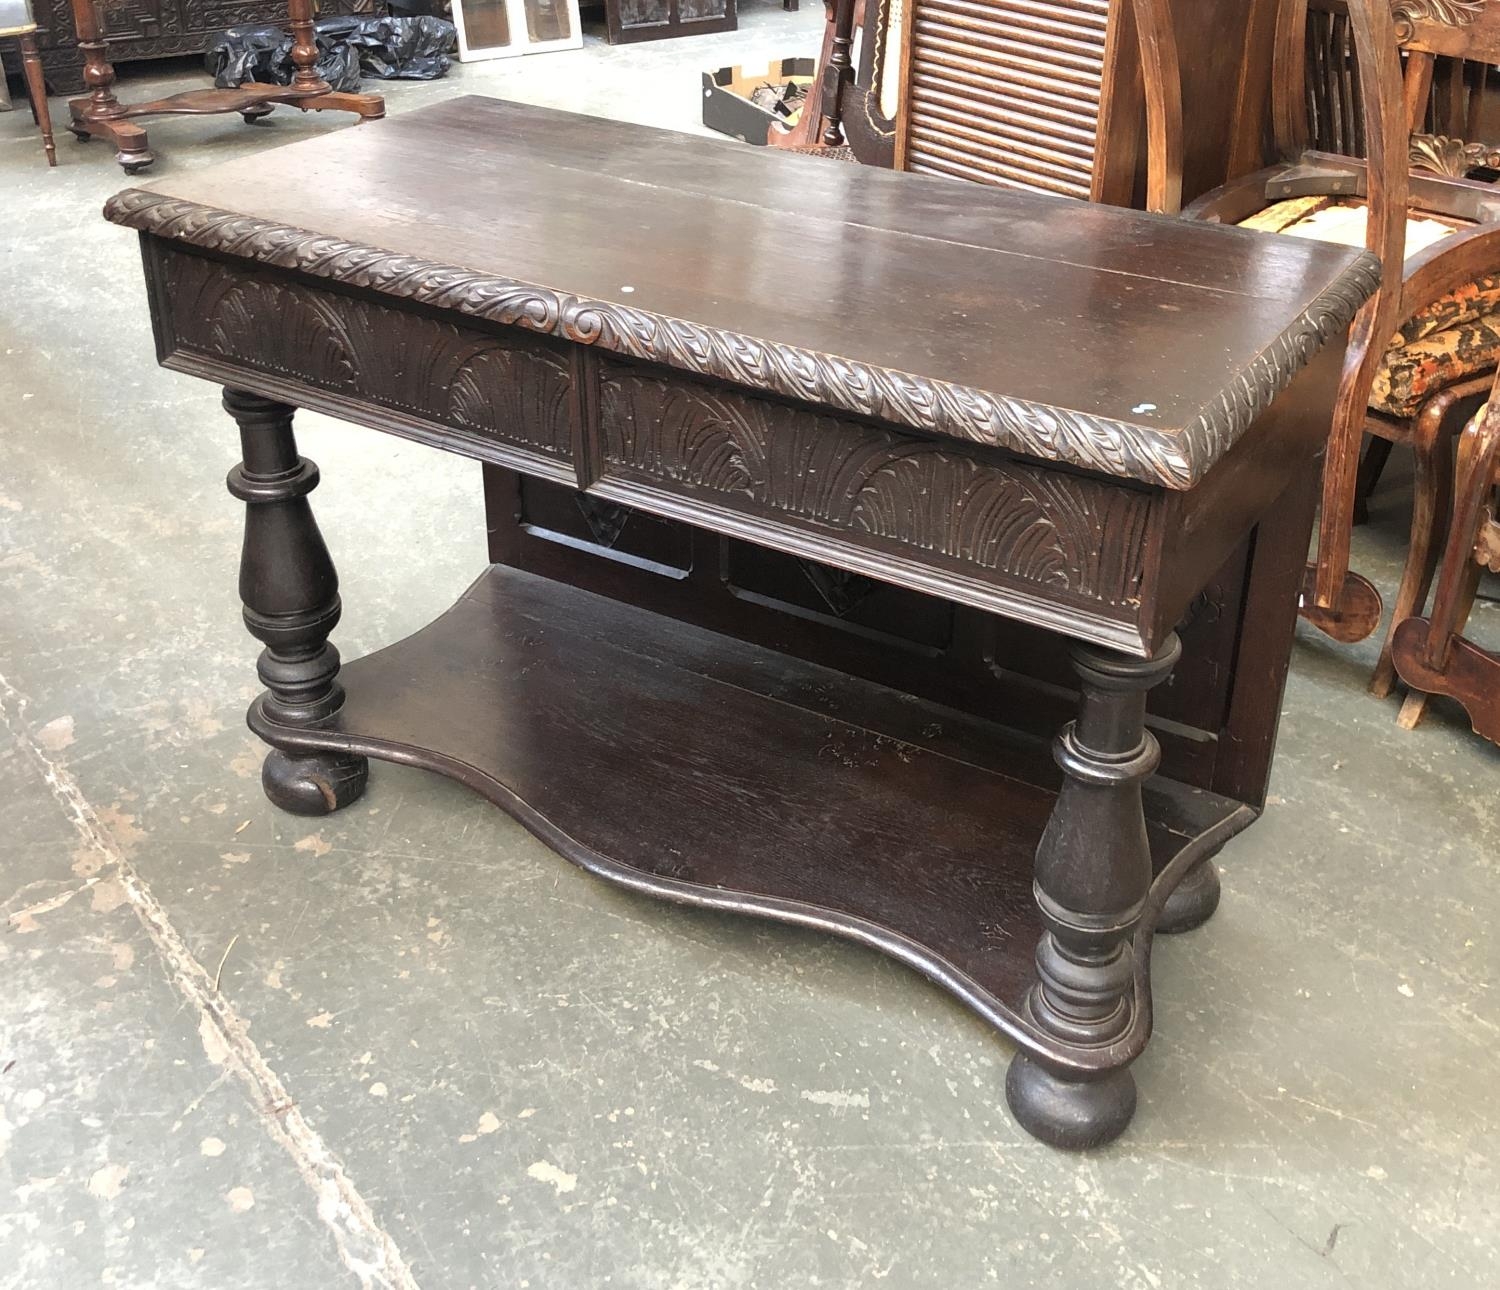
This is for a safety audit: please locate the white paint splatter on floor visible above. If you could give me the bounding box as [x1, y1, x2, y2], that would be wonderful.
[526, 1161, 577, 1195]
[87, 1163, 128, 1200]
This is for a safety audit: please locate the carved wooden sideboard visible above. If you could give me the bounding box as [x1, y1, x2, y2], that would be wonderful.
[19, 0, 376, 94]
[106, 97, 1378, 1150]
[604, 0, 734, 43]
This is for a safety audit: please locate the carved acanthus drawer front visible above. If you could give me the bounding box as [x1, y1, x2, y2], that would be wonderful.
[152, 247, 574, 466]
[596, 363, 1152, 612]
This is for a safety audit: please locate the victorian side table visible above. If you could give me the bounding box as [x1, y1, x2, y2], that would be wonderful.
[105, 97, 1378, 1149]
[66, 0, 382, 172]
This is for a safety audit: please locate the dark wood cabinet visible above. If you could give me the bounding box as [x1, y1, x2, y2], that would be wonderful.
[107, 96, 1374, 1151]
[23, 0, 378, 94]
[604, 0, 735, 44]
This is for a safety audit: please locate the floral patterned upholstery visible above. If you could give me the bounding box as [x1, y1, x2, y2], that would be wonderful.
[1239, 196, 1500, 416]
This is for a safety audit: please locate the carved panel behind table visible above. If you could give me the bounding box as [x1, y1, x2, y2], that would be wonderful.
[596, 361, 1154, 616]
[605, 0, 733, 45]
[153, 247, 573, 464]
[515, 478, 695, 575]
[21, 0, 377, 93]
[723, 541, 957, 653]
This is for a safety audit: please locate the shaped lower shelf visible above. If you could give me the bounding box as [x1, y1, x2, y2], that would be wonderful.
[251, 565, 1253, 1059]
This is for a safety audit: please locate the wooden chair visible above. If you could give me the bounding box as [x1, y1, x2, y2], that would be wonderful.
[1184, 0, 1500, 705]
[818, 0, 1185, 212]
[1392, 388, 1500, 736]
[1, 0, 55, 167]
[768, 0, 860, 155]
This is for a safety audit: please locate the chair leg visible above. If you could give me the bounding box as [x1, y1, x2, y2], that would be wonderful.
[1424, 416, 1498, 673]
[1371, 409, 1454, 698]
[1304, 330, 1387, 641]
[1395, 688, 1429, 729]
[1396, 563, 1479, 729]
[1353, 436, 1394, 526]
[1392, 405, 1500, 730]
[17, 33, 57, 168]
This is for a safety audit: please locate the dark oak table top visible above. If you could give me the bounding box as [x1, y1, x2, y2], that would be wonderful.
[105, 96, 1377, 488]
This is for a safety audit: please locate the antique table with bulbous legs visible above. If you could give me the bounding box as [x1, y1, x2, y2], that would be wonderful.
[106, 97, 1378, 1149]
[66, 0, 381, 172]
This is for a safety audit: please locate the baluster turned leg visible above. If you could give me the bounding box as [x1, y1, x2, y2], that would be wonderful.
[1006, 634, 1180, 1150]
[224, 389, 368, 816]
[18, 33, 57, 167]
[66, 0, 153, 170]
[818, 0, 856, 146]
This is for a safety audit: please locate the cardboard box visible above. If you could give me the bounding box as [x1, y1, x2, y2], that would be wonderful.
[702, 58, 817, 146]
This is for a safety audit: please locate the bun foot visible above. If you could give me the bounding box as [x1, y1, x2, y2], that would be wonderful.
[262, 748, 367, 816]
[1157, 856, 1222, 935]
[1005, 1054, 1136, 1150]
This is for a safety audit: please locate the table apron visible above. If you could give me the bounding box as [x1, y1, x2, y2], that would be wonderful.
[145, 237, 1172, 653]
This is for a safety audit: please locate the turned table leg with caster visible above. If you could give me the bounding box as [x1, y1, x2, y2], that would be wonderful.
[1006, 634, 1181, 1150]
[224, 388, 368, 816]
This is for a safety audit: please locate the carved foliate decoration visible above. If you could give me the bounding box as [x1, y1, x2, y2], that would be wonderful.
[156, 249, 573, 458]
[1391, 0, 1485, 41]
[32, 0, 368, 90]
[798, 561, 882, 617]
[575, 495, 631, 549]
[598, 368, 1150, 606]
[1408, 132, 1500, 178]
[104, 189, 1382, 491]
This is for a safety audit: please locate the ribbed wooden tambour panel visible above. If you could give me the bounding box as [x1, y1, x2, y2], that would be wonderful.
[905, 0, 1110, 198]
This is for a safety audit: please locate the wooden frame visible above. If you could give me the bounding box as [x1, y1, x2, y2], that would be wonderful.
[817, 0, 1184, 212]
[1393, 389, 1500, 737]
[61, 0, 383, 173]
[0, 5, 55, 168]
[452, 0, 583, 60]
[603, 0, 737, 45]
[106, 96, 1377, 1151]
[1184, 0, 1500, 704]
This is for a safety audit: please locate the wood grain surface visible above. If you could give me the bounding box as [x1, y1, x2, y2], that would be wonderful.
[105, 95, 1378, 488]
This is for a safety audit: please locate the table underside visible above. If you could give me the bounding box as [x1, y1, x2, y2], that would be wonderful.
[250, 564, 1254, 1066]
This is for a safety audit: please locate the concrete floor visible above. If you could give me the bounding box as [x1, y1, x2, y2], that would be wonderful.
[3, 11, 1500, 1288]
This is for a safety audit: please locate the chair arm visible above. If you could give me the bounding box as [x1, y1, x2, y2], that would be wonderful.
[1400, 224, 1500, 321]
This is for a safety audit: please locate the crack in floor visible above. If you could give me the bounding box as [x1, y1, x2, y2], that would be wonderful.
[0, 667, 421, 1290]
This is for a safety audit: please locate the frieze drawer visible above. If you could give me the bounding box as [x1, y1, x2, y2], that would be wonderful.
[595, 361, 1152, 614]
[148, 244, 574, 468]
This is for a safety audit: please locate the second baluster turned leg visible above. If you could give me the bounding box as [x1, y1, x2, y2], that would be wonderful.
[225, 389, 367, 816]
[1006, 635, 1180, 1150]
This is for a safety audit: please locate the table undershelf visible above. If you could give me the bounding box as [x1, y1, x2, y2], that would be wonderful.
[250, 565, 1252, 1051]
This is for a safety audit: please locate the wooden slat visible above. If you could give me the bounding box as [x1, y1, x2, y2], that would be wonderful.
[909, 121, 1096, 186]
[938, 0, 1109, 29]
[904, 0, 1107, 196]
[908, 134, 1094, 194]
[906, 54, 1110, 124]
[914, 20, 1104, 91]
[914, 95, 1097, 162]
[910, 151, 1090, 198]
[909, 67, 1101, 139]
[915, 0, 1108, 57]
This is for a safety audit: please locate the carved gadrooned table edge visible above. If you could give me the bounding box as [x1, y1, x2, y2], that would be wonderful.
[102, 188, 1382, 490]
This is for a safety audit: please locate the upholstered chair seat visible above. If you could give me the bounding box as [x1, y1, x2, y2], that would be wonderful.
[1240, 197, 1500, 416]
